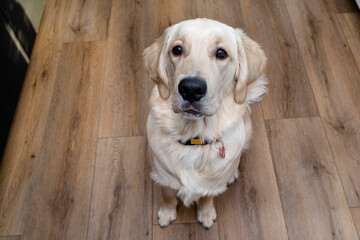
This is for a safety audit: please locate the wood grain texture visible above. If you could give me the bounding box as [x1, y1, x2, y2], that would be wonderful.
[98, 0, 153, 138]
[22, 41, 106, 240]
[286, 0, 360, 207]
[152, 184, 197, 224]
[216, 103, 288, 240]
[336, 13, 360, 70]
[153, 0, 196, 36]
[0, 0, 69, 235]
[193, 0, 245, 28]
[62, 0, 111, 42]
[0, 237, 20, 240]
[87, 136, 152, 240]
[351, 208, 360, 237]
[266, 117, 358, 239]
[153, 0, 245, 41]
[240, 0, 319, 120]
[153, 223, 219, 240]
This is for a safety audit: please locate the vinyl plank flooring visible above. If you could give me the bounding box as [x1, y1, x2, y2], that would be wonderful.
[0, 0, 69, 235]
[1, 0, 360, 238]
[336, 13, 360, 70]
[351, 208, 360, 237]
[87, 136, 152, 240]
[153, 222, 219, 240]
[240, 0, 319, 120]
[98, 0, 154, 138]
[216, 103, 288, 240]
[22, 41, 106, 240]
[286, 0, 360, 207]
[62, 0, 111, 42]
[266, 117, 358, 239]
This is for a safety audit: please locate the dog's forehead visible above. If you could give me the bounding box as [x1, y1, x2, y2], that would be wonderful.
[168, 19, 235, 44]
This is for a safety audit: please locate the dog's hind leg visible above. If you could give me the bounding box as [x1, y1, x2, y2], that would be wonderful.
[158, 186, 178, 227]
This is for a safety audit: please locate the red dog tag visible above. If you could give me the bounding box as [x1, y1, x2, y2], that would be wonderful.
[215, 139, 225, 159]
[221, 146, 225, 158]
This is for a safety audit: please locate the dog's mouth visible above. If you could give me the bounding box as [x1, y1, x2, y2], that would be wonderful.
[173, 101, 215, 118]
[183, 108, 204, 118]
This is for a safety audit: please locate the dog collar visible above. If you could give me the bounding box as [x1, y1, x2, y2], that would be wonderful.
[178, 137, 225, 158]
[178, 137, 210, 145]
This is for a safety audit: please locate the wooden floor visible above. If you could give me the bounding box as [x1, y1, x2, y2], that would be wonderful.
[0, 0, 360, 239]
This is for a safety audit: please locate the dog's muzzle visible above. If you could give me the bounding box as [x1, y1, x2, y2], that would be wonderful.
[177, 77, 208, 118]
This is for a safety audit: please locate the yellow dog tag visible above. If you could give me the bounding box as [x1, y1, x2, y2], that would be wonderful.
[190, 139, 203, 145]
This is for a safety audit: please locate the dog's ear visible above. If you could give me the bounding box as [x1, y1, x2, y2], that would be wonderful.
[143, 34, 170, 100]
[234, 29, 267, 104]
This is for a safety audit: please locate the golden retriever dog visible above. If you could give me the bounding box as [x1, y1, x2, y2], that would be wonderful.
[143, 18, 267, 229]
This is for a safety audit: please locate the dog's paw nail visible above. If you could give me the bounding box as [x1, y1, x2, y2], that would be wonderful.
[158, 208, 177, 227]
[197, 206, 216, 229]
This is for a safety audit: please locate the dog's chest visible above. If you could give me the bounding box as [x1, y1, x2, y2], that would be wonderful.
[147, 113, 247, 192]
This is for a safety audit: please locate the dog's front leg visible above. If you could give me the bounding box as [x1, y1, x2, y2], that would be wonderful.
[196, 196, 217, 229]
[158, 186, 178, 227]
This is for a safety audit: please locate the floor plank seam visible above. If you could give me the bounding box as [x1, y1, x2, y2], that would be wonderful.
[214, 198, 221, 240]
[85, 135, 101, 240]
[260, 103, 291, 240]
[350, 208, 360, 240]
[316, 87, 359, 206]
[97, 135, 147, 140]
[85, 16, 112, 240]
[262, 115, 322, 121]
[318, 114, 360, 227]
[334, 13, 360, 77]
[0, 235, 22, 238]
[62, 39, 110, 45]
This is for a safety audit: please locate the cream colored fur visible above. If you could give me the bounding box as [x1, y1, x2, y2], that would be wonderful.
[144, 18, 267, 228]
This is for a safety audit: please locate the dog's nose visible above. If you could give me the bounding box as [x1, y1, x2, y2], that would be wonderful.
[178, 77, 207, 102]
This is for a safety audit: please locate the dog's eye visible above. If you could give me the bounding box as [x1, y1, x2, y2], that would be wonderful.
[172, 46, 182, 56]
[216, 49, 228, 59]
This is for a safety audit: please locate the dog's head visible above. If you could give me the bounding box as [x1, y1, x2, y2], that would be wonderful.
[143, 18, 266, 119]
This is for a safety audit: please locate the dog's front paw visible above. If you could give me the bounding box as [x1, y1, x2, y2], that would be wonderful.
[227, 169, 239, 186]
[197, 205, 217, 229]
[158, 207, 177, 227]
